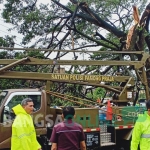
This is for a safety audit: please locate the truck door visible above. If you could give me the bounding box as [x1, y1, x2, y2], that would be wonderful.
[0, 91, 44, 149]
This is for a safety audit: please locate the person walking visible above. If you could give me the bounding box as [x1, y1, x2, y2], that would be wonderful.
[131, 100, 150, 150]
[50, 106, 86, 150]
[11, 98, 42, 150]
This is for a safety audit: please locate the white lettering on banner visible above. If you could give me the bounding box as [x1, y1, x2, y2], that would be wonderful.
[54, 115, 63, 126]
[2, 114, 99, 128]
[34, 114, 45, 127]
[51, 74, 114, 82]
[45, 114, 54, 127]
[125, 112, 139, 117]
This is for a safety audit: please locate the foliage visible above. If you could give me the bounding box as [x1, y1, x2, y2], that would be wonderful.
[2, 0, 148, 50]
[86, 87, 106, 101]
[0, 35, 15, 47]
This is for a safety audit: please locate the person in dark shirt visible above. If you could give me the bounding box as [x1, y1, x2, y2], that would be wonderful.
[50, 106, 86, 150]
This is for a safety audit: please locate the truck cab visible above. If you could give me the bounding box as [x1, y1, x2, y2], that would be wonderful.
[0, 89, 47, 149]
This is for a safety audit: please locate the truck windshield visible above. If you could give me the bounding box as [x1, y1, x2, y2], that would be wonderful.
[0, 91, 8, 106]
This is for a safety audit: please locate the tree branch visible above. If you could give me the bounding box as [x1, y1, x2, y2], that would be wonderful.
[78, 2, 126, 38]
[52, 0, 125, 38]
[66, 24, 118, 50]
[139, 3, 150, 51]
[95, 31, 119, 49]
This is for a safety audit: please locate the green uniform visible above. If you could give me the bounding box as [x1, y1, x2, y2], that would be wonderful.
[11, 104, 41, 150]
[131, 111, 150, 150]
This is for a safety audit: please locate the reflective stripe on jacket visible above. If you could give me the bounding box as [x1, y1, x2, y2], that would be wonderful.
[11, 104, 41, 150]
[131, 111, 150, 150]
[141, 134, 150, 138]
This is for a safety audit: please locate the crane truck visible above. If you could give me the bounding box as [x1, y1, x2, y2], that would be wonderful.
[0, 49, 149, 150]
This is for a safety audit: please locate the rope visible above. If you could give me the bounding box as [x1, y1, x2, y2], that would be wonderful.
[46, 90, 91, 107]
[46, 90, 109, 111]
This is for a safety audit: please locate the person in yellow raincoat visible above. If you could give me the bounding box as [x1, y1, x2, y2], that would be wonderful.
[131, 100, 150, 150]
[11, 98, 42, 150]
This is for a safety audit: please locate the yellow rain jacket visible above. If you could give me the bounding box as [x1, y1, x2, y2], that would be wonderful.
[131, 111, 150, 150]
[11, 104, 41, 150]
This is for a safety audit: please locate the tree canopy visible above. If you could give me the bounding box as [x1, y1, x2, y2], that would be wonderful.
[2, 0, 149, 50]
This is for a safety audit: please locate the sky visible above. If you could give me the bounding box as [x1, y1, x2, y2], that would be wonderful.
[0, 0, 70, 48]
[0, 1, 23, 48]
[0, 0, 86, 71]
[0, 1, 75, 55]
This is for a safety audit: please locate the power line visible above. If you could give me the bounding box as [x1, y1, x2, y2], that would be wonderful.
[0, 19, 24, 40]
[0, 22, 23, 38]
[0, 28, 23, 40]
[1, 37, 24, 48]
[14, 43, 24, 48]
[0, 27, 24, 47]
[0, 18, 15, 26]
[0, 22, 11, 29]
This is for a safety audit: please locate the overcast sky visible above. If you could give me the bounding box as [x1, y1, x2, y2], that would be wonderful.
[0, 0, 70, 48]
[0, 0, 86, 72]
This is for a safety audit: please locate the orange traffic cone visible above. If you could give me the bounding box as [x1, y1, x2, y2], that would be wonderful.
[106, 100, 113, 121]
